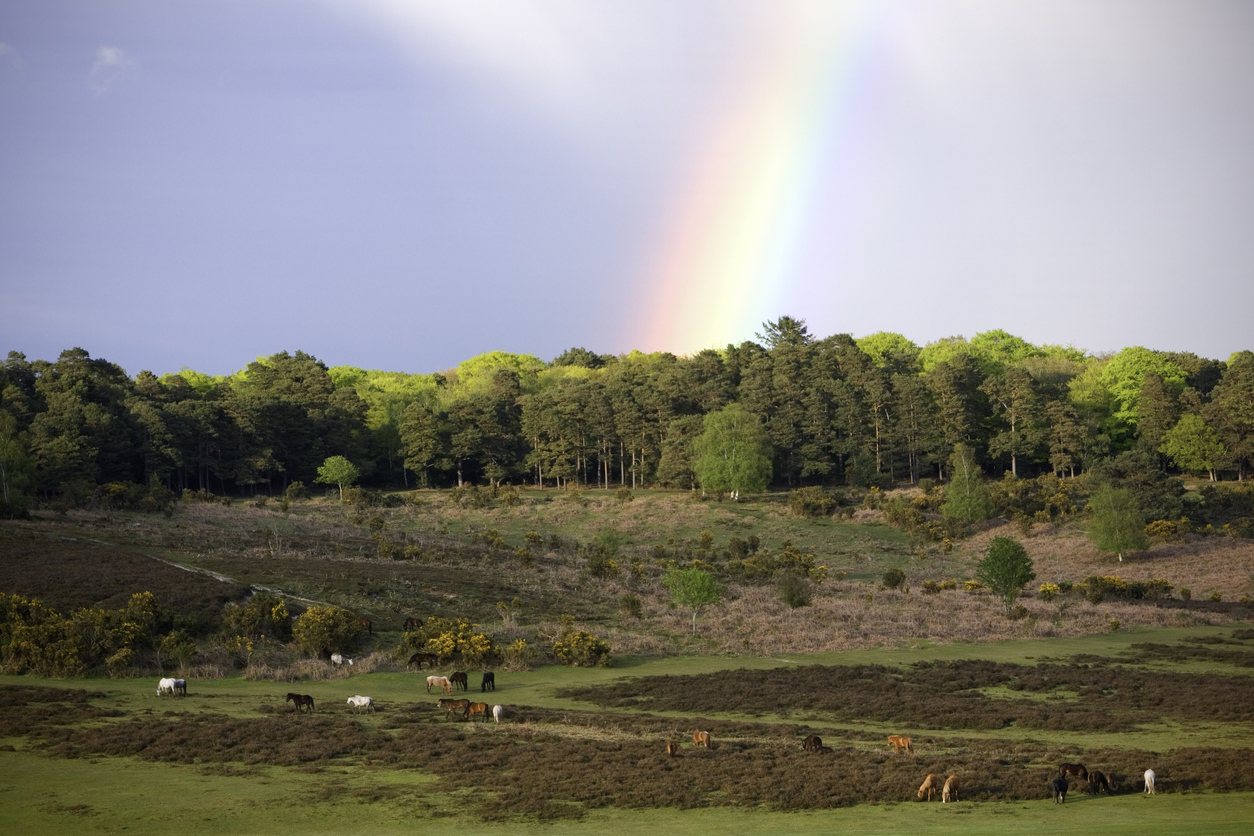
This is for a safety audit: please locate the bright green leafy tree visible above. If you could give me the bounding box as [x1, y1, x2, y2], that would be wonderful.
[1160, 413, 1226, 481]
[1087, 484, 1148, 562]
[663, 567, 724, 634]
[315, 455, 359, 501]
[942, 443, 993, 534]
[976, 536, 1036, 616]
[693, 403, 771, 500]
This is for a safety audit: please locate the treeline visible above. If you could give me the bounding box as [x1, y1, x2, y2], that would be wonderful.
[1, 318, 1252, 515]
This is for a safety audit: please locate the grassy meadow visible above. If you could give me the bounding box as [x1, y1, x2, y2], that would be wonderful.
[3, 486, 1254, 833]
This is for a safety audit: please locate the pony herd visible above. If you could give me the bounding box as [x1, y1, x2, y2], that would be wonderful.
[1051, 763, 1158, 803]
[156, 678, 186, 696]
[663, 730, 714, 756]
[423, 669, 495, 695]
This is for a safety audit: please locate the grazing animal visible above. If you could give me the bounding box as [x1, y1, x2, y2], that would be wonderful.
[666, 741, 681, 757]
[331, 653, 353, 668]
[347, 695, 374, 714]
[157, 678, 177, 696]
[917, 773, 939, 801]
[1051, 777, 1070, 804]
[173, 678, 187, 696]
[942, 775, 959, 803]
[481, 671, 495, 692]
[407, 652, 438, 670]
[1144, 769, 1156, 795]
[1088, 770, 1112, 794]
[1059, 763, 1088, 782]
[888, 735, 914, 755]
[360, 617, 372, 636]
[437, 698, 470, 720]
[492, 704, 503, 724]
[285, 693, 315, 713]
[426, 676, 453, 695]
[692, 730, 711, 748]
[403, 616, 422, 631]
[466, 702, 490, 722]
[802, 734, 823, 752]
[450, 671, 469, 691]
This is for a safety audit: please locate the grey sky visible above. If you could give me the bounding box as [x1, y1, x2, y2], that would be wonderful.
[1, 1, 1251, 377]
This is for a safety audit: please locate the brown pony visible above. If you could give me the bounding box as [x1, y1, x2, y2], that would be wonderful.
[403, 617, 422, 630]
[802, 734, 823, 752]
[360, 617, 372, 636]
[666, 741, 681, 758]
[466, 702, 491, 722]
[1059, 763, 1089, 782]
[692, 730, 711, 748]
[1088, 770, 1113, 794]
[888, 735, 914, 754]
[408, 652, 438, 670]
[942, 775, 959, 803]
[917, 774, 939, 801]
[285, 693, 315, 714]
[437, 698, 470, 719]
[450, 671, 469, 692]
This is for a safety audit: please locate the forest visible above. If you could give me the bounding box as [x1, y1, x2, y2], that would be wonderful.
[1, 317, 1251, 519]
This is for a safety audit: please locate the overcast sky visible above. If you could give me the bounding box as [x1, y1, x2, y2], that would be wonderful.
[2, 0, 1252, 377]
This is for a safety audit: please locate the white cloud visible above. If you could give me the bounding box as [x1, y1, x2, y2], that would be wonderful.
[89, 45, 137, 95]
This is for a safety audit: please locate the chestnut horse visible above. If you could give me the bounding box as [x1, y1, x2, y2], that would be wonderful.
[692, 730, 711, 748]
[888, 735, 914, 754]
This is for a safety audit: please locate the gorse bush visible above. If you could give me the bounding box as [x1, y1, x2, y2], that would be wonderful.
[291, 605, 360, 658]
[881, 568, 905, 590]
[0, 591, 158, 676]
[402, 616, 496, 666]
[553, 629, 611, 667]
[787, 486, 838, 517]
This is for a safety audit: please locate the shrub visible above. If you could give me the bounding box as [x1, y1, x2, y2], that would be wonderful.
[881, 568, 905, 590]
[615, 487, 634, 503]
[553, 630, 611, 667]
[778, 573, 812, 608]
[1181, 587, 1192, 601]
[940, 579, 959, 591]
[500, 638, 537, 672]
[964, 580, 984, 593]
[921, 581, 941, 595]
[1038, 583, 1061, 602]
[402, 617, 497, 666]
[291, 606, 360, 658]
[221, 592, 291, 642]
[284, 481, 310, 501]
[788, 486, 838, 518]
[976, 536, 1036, 616]
[619, 595, 643, 619]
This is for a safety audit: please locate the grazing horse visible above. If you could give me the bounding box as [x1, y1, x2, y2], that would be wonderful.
[347, 695, 374, 714]
[437, 698, 470, 720]
[692, 730, 711, 748]
[173, 678, 187, 696]
[157, 678, 177, 696]
[1144, 769, 1156, 795]
[492, 704, 503, 724]
[285, 693, 315, 713]
[426, 676, 453, 695]
[801, 734, 830, 753]
[917, 774, 939, 801]
[1051, 777, 1070, 804]
[331, 653, 353, 668]
[888, 735, 914, 755]
[942, 775, 959, 803]
[1088, 770, 1112, 794]
[466, 702, 490, 722]
[481, 671, 495, 692]
[359, 617, 372, 636]
[407, 652, 438, 670]
[403, 616, 422, 630]
[450, 671, 469, 692]
[1059, 763, 1088, 782]
[666, 741, 681, 758]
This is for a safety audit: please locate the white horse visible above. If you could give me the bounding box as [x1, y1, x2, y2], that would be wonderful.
[492, 704, 503, 724]
[1144, 769, 1156, 794]
[157, 677, 177, 696]
[331, 653, 353, 667]
[173, 679, 187, 696]
[347, 695, 374, 714]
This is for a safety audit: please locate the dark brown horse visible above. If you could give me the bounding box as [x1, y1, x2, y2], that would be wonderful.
[666, 741, 681, 757]
[1088, 770, 1113, 794]
[1059, 763, 1089, 782]
[360, 617, 373, 636]
[802, 734, 828, 752]
[403, 616, 422, 630]
[481, 671, 495, 692]
[407, 652, 438, 670]
[285, 693, 315, 714]
[450, 671, 469, 691]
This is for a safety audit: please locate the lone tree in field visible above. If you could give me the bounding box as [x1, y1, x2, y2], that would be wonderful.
[693, 403, 772, 501]
[977, 536, 1036, 616]
[315, 456, 360, 502]
[942, 443, 993, 535]
[1087, 484, 1148, 562]
[663, 567, 724, 634]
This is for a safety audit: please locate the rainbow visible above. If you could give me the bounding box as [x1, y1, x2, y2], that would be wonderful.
[640, 3, 888, 355]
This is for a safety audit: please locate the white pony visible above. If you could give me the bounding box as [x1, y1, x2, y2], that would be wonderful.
[1144, 769, 1156, 794]
[492, 704, 503, 724]
[347, 695, 374, 714]
[427, 675, 452, 695]
[157, 677, 177, 696]
[331, 653, 353, 667]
